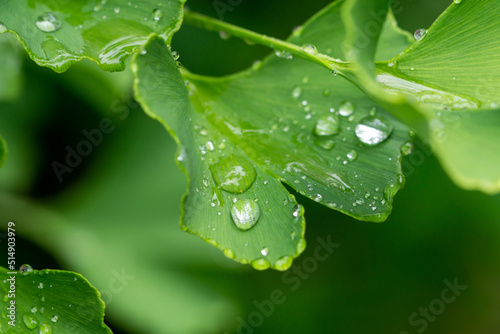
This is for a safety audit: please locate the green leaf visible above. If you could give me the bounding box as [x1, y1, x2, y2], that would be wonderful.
[0, 0, 185, 73]
[0, 266, 111, 333]
[0, 34, 23, 102]
[342, 0, 500, 193]
[133, 0, 412, 269]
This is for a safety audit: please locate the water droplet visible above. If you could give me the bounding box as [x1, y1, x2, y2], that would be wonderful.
[314, 194, 322, 202]
[139, 49, 147, 55]
[31, 307, 37, 314]
[20, 264, 33, 274]
[300, 43, 317, 54]
[369, 106, 377, 116]
[35, 13, 61, 32]
[171, 51, 180, 60]
[39, 324, 52, 334]
[114, 7, 120, 13]
[453, 0, 462, 3]
[231, 199, 260, 231]
[401, 141, 413, 156]
[339, 101, 354, 117]
[261, 247, 269, 256]
[51, 315, 58, 323]
[223, 249, 235, 259]
[314, 114, 340, 136]
[296, 238, 306, 253]
[152, 8, 163, 21]
[414, 28, 427, 41]
[292, 86, 302, 99]
[274, 256, 293, 271]
[219, 30, 230, 40]
[355, 116, 393, 146]
[206, 140, 215, 151]
[323, 89, 331, 96]
[23, 314, 38, 329]
[292, 204, 304, 218]
[175, 61, 181, 68]
[210, 156, 256, 193]
[346, 150, 358, 161]
[38, 282, 44, 289]
[0, 22, 7, 33]
[275, 50, 293, 59]
[252, 259, 270, 271]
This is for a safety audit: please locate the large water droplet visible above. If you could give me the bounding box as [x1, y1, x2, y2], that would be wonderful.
[35, 13, 61, 32]
[210, 156, 256, 193]
[314, 114, 340, 137]
[19, 264, 33, 274]
[231, 199, 260, 231]
[339, 101, 354, 117]
[355, 116, 393, 146]
[39, 324, 52, 334]
[0, 22, 7, 33]
[274, 256, 293, 271]
[23, 314, 38, 329]
[414, 28, 427, 41]
[152, 8, 163, 21]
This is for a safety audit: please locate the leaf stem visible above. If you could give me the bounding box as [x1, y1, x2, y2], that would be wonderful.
[182, 10, 349, 74]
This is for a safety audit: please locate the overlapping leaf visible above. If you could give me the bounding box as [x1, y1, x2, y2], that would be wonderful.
[342, 0, 500, 193]
[0, 266, 111, 333]
[133, 1, 413, 269]
[0, 0, 184, 72]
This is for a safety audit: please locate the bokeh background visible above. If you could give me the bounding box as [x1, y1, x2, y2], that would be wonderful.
[1, 0, 499, 333]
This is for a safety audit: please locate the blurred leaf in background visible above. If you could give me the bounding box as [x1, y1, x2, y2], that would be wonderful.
[0, 0, 499, 333]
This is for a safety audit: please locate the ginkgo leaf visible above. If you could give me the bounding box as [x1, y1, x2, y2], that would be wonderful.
[341, 0, 500, 193]
[0, 266, 111, 333]
[132, 0, 413, 270]
[0, 0, 185, 72]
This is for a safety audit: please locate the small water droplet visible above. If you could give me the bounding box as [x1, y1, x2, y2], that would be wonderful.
[211, 156, 256, 193]
[31, 307, 37, 314]
[171, 50, 180, 60]
[274, 256, 293, 271]
[401, 141, 413, 156]
[302, 76, 309, 84]
[251, 259, 270, 271]
[223, 249, 235, 259]
[20, 264, 33, 274]
[219, 30, 230, 40]
[314, 138, 335, 150]
[139, 49, 147, 55]
[0, 22, 7, 33]
[114, 7, 120, 13]
[231, 199, 260, 231]
[292, 86, 302, 99]
[38, 282, 44, 289]
[346, 150, 358, 161]
[323, 88, 331, 96]
[314, 194, 322, 202]
[453, 0, 462, 3]
[355, 116, 393, 146]
[152, 8, 163, 21]
[39, 324, 52, 334]
[51, 315, 58, 323]
[36, 13, 61, 32]
[261, 247, 269, 256]
[175, 61, 181, 68]
[275, 50, 293, 59]
[339, 101, 354, 117]
[296, 238, 306, 253]
[414, 28, 427, 41]
[292, 204, 303, 218]
[206, 140, 215, 151]
[23, 314, 38, 329]
[300, 43, 317, 54]
[314, 114, 340, 137]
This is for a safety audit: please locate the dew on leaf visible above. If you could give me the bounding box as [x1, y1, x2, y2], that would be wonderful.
[274, 256, 293, 271]
[223, 249, 235, 259]
[0, 23, 7, 33]
[219, 30, 230, 40]
[292, 204, 304, 218]
[19, 264, 33, 274]
[51, 315, 58, 323]
[38, 282, 44, 289]
[275, 50, 293, 59]
[314, 138, 335, 150]
[23, 314, 38, 329]
[414, 28, 427, 41]
[35, 13, 61, 32]
[314, 114, 340, 137]
[39, 324, 52, 334]
[339, 101, 354, 117]
[401, 141, 413, 156]
[252, 259, 270, 271]
[346, 150, 358, 161]
[152, 8, 163, 21]
[323, 88, 331, 96]
[211, 156, 256, 193]
[355, 116, 393, 146]
[292, 86, 302, 99]
[296, 238, 306, 253]
[231, 199, 260, 231]
[453, 0, 462, 3]
[171, 51, 179, 60]
[261, 247, 269, 256]
[114, 7, 120, 13]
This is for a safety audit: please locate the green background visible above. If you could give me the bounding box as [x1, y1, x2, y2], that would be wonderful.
[1, 0, 499, 333]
